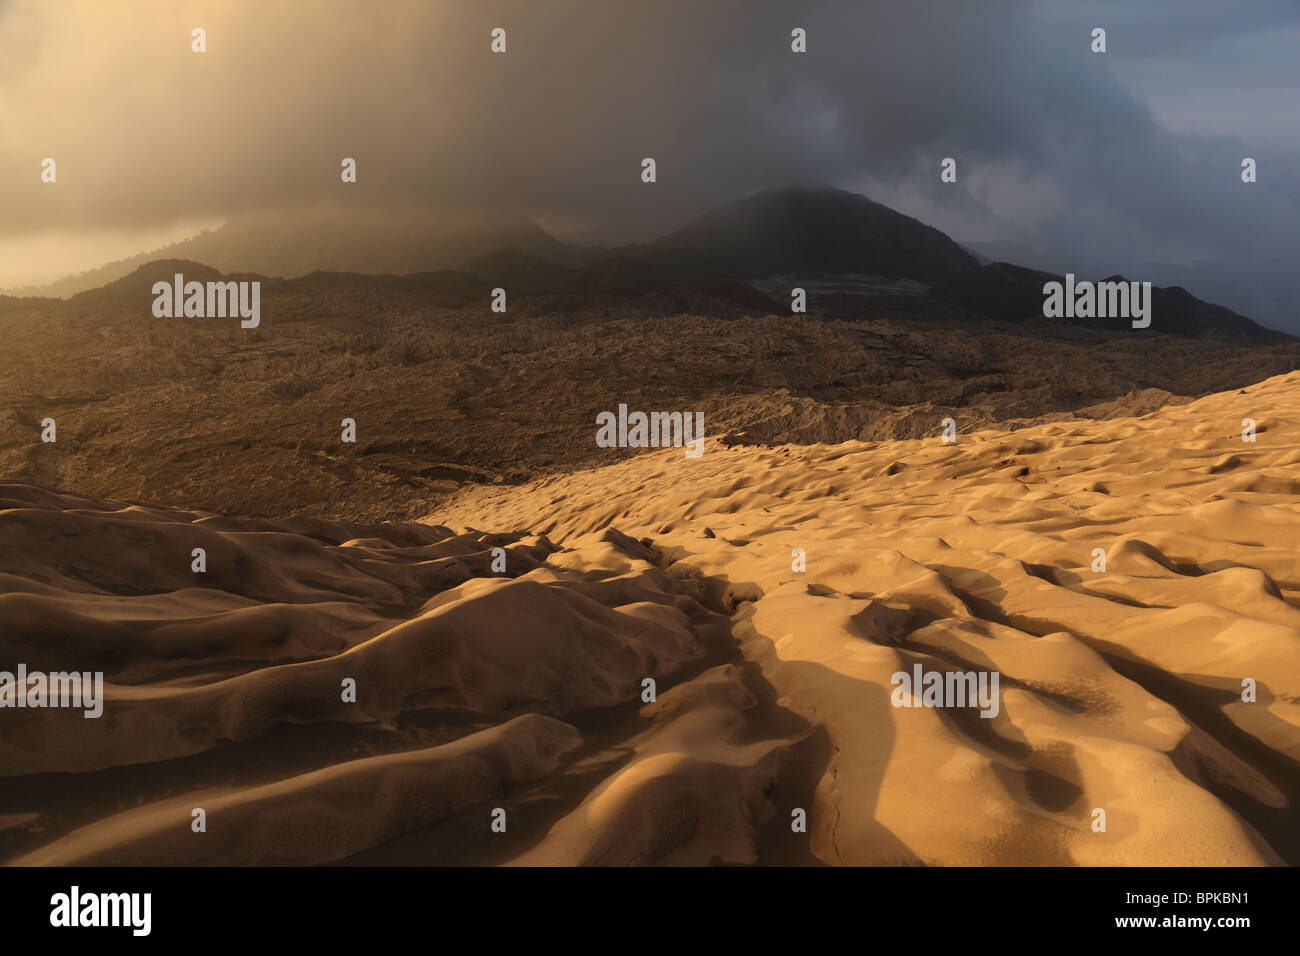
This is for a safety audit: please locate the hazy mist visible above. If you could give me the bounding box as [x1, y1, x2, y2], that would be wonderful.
[2, 0, 1296, 326]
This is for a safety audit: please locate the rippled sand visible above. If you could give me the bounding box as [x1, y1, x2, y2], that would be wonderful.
[6, 373, 1300, 865]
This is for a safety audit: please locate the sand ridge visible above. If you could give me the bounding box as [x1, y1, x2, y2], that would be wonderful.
[4, 373, 1300, 865]
[1, 482, 797, 865]
[438, 371, 1300, 865]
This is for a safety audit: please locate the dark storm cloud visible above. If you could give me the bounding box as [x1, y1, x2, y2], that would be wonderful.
[1, 0, 1296, 318]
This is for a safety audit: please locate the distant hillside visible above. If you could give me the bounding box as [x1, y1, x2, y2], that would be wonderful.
[634, 185, 979, 285]
[71, 259, 230, 308]
[459, 248, 575, 293]
[5, 208, 572, 299]
[6, 185, 1287, 343]
[61, 259, 500, 314]
[932, 262, 1292, 342]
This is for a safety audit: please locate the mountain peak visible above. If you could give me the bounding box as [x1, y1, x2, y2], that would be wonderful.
[650, 185, 978, 284]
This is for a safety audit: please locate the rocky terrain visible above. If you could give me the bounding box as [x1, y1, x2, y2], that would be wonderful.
[2, 258, 1298, 521]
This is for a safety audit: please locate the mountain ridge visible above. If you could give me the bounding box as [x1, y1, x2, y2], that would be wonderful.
[4, 186, 1287, 341]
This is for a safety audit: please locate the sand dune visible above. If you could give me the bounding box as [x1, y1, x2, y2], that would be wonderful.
[5, 373, 1300, 864]
[440, 371, 1300, 865]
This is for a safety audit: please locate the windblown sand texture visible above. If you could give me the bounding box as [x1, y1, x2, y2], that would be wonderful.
[5, 373, 1300, 865]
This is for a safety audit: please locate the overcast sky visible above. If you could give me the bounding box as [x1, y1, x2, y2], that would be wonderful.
[2, 0, 1296, 324]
